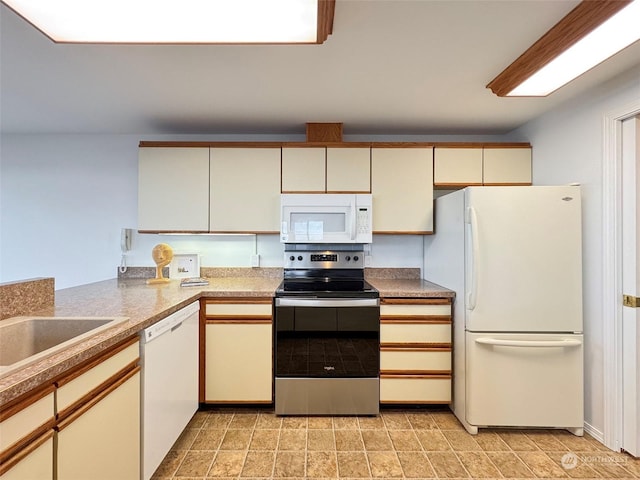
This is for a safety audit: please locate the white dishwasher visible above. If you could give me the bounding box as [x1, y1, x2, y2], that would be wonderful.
[140, 301, 199, 480]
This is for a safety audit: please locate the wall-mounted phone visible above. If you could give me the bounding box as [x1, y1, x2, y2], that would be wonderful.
[121, 228, 132, 253]
[120, 228, 133, 273]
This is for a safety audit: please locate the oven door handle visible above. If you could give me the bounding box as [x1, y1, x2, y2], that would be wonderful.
[275, 298, 380, 307]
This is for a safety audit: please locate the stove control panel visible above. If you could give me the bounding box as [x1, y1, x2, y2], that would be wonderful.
[284, 251, 364, 269]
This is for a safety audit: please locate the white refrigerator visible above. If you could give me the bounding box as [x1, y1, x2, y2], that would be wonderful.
[424, 186, 584, 436]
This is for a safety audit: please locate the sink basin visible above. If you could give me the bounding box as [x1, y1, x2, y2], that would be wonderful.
[0, 316, 129, 377]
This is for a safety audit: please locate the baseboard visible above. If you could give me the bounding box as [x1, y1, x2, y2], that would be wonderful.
[584, 421, 605, 444]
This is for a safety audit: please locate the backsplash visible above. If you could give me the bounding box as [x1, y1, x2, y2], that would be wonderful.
[0, 277, 55, 320]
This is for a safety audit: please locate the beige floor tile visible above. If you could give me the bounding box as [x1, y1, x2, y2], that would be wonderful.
[333, 416, 359, 429]
[485, 451, 535, 478]
[498, 431, 540, 451]
[337, 451, 370, 477]
[255, 412, 283, 429]
[396, 451, 436, 478]
[367, 451, 403, 478]
[249, 429, 280, 450]
[517, 451, 570, 478]
[279, 429, 307, 450]
[557, 433, 608, 452]
[308, 416, 334, 429]
[442, 430, 482, 451]
[426, 451, 469, 478]
[587, 459, 639, 479]
[229, 413, 258, 429]
[172, 428, 201, 451]
[187, 411, 211, 429]
[358, 415, 386, 429]
[388, 430, 422, 451]
[282, 416, 308, 429]
[204, 412, 234, 429]
[274, 451, 306, 478]
[431, 411, 464, 430]
[152, 450, 187, 479]
[526, 431, 571, 451]
[308, 429, 335, 451]
[415, 429, 452, 451]
[219, 429, 253, 450]
[473, 431, 510, 451]
[175, 450, 216, 477]
[207, 451, 246, 478]
[381, 412, 412, 430]
[456, 451, 501, 478]
[335, 429, 364, 451]
[191, 429, 225, 451]
[306, 451, 338, 478]
[361, 430, 394, 451]
[406, 412, 438, 430]
[241, 451, 275, 477]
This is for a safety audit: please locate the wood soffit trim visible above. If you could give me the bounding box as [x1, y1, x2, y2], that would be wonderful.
[487, 0, 633, 96]
[317, 0, 335, 44]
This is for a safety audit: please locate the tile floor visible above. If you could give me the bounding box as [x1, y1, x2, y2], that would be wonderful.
[151, 407, 640, 479]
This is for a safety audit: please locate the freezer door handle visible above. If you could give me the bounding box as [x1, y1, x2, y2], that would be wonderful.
[466, 206, 479, 310]
[475, 337, 582, 348]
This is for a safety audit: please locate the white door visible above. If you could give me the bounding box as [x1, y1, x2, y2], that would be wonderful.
[622, 116, 640, 457]
[465, 186, 583, 333]
[465, 332, 583, 433]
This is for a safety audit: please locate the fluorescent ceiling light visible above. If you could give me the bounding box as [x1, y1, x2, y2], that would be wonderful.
[1, 0, 334, 44]
[487, 0, 640, 97]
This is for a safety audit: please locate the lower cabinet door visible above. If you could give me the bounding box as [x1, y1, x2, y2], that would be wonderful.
[205, 322, 273, 402]
[0, 432, 54, 480]
[57, 371, 140, 480]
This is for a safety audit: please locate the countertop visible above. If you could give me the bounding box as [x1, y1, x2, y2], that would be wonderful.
[0, 275, 453, 406]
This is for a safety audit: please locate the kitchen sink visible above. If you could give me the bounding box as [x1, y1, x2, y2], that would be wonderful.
[0, 316, 129, 376]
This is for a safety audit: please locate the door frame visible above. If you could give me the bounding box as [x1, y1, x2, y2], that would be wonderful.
[602, 99, 640, 451]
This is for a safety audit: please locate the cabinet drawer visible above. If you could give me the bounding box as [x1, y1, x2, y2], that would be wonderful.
[56, 340, 139, 413]
[205, 303, 272, 318]
[380, 303, 451, 318]
[380, 376, 451, 403]
[380, 349, 451, 372]
[0, 388, 54, 453]
[380, 323, 451, 344]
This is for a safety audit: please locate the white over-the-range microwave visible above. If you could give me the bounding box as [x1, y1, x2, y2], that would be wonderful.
[280, 194, 372, 244]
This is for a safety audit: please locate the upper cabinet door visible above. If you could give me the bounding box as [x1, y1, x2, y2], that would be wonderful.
[138, 147, 210, 232]
[371, 147, 434, 233]
[483, 148, 532, 185]
[210, 148, 281, 233]
[281, 147, 326, 192]
[326, 147, 371, 193]
[434, 148, 483, 187]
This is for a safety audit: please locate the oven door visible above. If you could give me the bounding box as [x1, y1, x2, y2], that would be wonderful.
[274, 297, 380, 415]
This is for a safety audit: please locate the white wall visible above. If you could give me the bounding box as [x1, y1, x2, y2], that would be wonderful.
[511, 65, 640, 439]
[1, 133, 508, 289]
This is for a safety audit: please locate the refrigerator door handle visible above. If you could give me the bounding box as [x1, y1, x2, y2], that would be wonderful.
[475, 337, 582, 348]
[466, 206, 479, 310]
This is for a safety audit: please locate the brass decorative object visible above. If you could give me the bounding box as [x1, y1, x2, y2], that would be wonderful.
[147, 243, 173, 284]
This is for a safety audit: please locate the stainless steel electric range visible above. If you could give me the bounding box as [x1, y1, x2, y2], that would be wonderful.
[274, 244, 380, 415]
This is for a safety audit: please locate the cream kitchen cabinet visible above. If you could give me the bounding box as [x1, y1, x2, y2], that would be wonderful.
[483, 147, 532, 185]
[434, 147, 483, 187]
[434, 146, 532, 188]
[281, 147, 326, 192]
[138, 147, 211, 232]
[281, 146, 371, 193]
[371, 147, 434, 233]
[379, 298, 452, 404]
[0, 385, 55, 480]
[210, 148, 281, 232]
[56, 338, 140, 480]
[203, 299, 273, 403]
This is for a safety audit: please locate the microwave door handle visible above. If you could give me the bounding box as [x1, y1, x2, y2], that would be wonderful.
[350, 199, 356, 240]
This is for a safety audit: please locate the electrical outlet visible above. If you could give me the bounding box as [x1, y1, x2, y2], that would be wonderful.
[251, 254, 260, 267]
[364, 254, 372, 266]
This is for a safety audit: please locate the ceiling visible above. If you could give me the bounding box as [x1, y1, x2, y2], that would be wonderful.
[2, 0, 640, 136]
